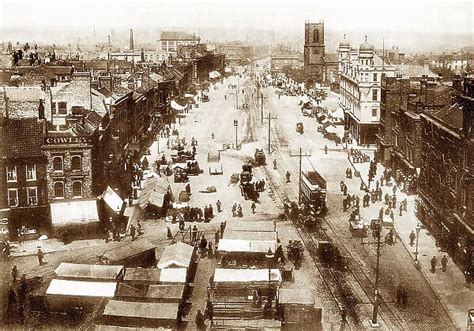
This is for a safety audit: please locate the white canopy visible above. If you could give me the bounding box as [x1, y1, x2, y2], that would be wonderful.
[50, 199, 99, 226]
[184, 93, 195, 98]
[171, 100, 186, 111]
[217, 239, 277, 254]
[54, 263, 124, 281]
[102, 186, 124, 214]
[46, 279, 117, 297]
[214, 268, 282, 283]
[209, 71, 221, 79]
[325, 125, 338, 134]
[159, 268, 187, 283]
[157, 242, 194, 269]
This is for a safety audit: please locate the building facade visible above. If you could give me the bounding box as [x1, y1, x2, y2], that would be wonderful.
[338, 36, 395, 145]
[416, 75, 473, 278]
[159, 31, 200, 60]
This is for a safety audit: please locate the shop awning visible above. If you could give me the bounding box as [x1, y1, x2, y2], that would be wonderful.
[54, 263, 124, 281]
[214, 268, 282, 283]
[209, 71, 221, 79]
[223, 231, 277, 241]
[157, 242, 195, 269]
[50, 199, 99, 226]
[102, 186, 124, 214]
[184, 93, 195, 98]
[171, 100, 186, 111]
[325, 125, 338, 134]
[46, 279, 117, 297]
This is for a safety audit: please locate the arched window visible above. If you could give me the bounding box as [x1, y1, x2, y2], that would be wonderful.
[72, 181, 82, 197]
[313, 30, 319, 43]
[71, 155, 82, 171]
[53, 156, 63, 171]
[54, 182, 64, 198]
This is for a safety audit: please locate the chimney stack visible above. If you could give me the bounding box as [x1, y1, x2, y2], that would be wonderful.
[130, 29, 134, 51]
[108, 35, 111, 51]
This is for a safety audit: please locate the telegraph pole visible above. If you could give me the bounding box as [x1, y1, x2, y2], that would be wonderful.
[258, 93, 268, 125]
[370, 219, 382, 327]
[290, 147, 312, 204]
[263, 112, 277, 154]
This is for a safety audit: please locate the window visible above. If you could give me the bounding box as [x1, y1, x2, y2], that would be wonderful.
[71, 155, 82, 171]
[373, 73, 377, 81]
[6, 166, 17, 182]
[313, 48, 319, 55]
[54, 182, 64, 198]
[8, 189, 18, 207]
[27, 187, 38, 205]
[52, 156, 63, 171]
[58, 102, 67, 115]
[313, 30, 319, 43]
[372, 108, 378, 117]
[72, 181, 82, 197]
[26, 164, 36, 181]
[372, 89, 378, 101]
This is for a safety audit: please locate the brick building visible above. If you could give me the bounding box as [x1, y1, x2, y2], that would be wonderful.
[416, 75, 473, 278]
[377, 75, 454, 190]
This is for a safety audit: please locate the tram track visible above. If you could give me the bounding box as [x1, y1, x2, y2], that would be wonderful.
[256, 90, 407, 330]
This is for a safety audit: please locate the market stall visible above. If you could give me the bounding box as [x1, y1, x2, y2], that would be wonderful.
[226, 221, 276, 233]
[99, 240, 156, 267]
[277, 288, 321, 327]
[54, 263, 124, 282]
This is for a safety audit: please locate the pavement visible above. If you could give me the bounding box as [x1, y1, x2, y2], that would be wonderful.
[348, 155, 474, 329]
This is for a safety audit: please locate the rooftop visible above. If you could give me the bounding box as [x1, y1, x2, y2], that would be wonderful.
[160, 31, 199, 41]
[430, 103, 464, 131]
[4, 118, 45, 159]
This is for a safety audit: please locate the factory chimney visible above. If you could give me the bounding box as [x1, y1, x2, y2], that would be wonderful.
[130, 29, 134, 51]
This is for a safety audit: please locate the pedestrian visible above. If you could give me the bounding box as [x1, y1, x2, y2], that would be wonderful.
[11, 265, 18, 283]
[400, 287, 408, 307]
[208, 241, 213, 258]
[409, 230, 416, 246]
[216, 200, 222, 213]
[343, 184, 347, 196]
[343, 198, 347, 212]
[237, 204, 243, 217]
[209, 204, 214, 218]
[390, 210, 394, 221]
[251, 202, 256, 213]
[186, 183, 191, 195]
[379, 207, 384, 220]
[130, 224, 136, 241]
[273, 159, 277, 170]
[340, 180, 345, 192]
[430, 256, 437, 273]
[355, 196, 360, 208]
[206, 298, 214, 322]
[192, 225, 198, 244]
[167, 226, 172, 239]
[399, 203, 403, 216]
[393, 184, 397, 195]
[286, 171, 291, 182]
[232, 203, 237, 217]
[220, 221, 226, 237]
[37, 248, 44, 266]
[195, 309, 206, 329]
[324, 145, 328, 154]
[441, 255, 448, 272]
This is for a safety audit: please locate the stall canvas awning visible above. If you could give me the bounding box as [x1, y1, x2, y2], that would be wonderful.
[217, 239, 277, 254]
[54, 263, 124, 281]
[214, 268, 282, 283]
[330, 107, 344, 120]
[50, 199, 99, 226]
[159, 268, 187, 283]
[171, 100, 186, 111]
[102, 186, 124, 214]
[124, 267, 161, 284]
[223, 230, 277, 241]
[100, 240, 156, 263]
[146, 284, 185, 300]
[46, 279, 117, 297]
[209, 71, 221, 79]
[157, 242, 194, 269]
[103, 300, 179, 321]
[184, 93, 195, 98]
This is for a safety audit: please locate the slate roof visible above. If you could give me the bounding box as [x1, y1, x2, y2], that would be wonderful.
[2, 86, 45, 101]
[395, 64, 438, 78]
[4, 118, 45, 159]
[323, 53, 339, 63]
[430, 103, 464, 131]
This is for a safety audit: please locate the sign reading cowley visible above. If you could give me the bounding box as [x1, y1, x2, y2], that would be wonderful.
[45, 137, 89, 144]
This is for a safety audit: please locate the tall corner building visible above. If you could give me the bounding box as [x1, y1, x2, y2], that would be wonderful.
[304, 22, 325, 83]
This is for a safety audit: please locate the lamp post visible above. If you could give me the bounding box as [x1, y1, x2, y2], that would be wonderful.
[265, 247, 274, 297]
[233, 119, 238, 148]
[414, 223, 421, 266]
[370, 219, 382, 327]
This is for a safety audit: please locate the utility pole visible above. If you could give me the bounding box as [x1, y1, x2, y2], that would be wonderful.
[258, 92, 268, 125]
[263, 112, 277, 154]
[290, 147, 312, 204]
[371, 219, 382, 327]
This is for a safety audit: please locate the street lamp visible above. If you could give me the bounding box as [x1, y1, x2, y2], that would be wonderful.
[265, 247, 275, 298]
[233, 119, 238, 148]
[414, 223, 421, 268]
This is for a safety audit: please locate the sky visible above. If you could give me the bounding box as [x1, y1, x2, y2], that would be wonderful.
[0, 0, 472, 52]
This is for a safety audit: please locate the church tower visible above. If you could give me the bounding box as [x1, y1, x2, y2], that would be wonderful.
[304, 21, 325, 82]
